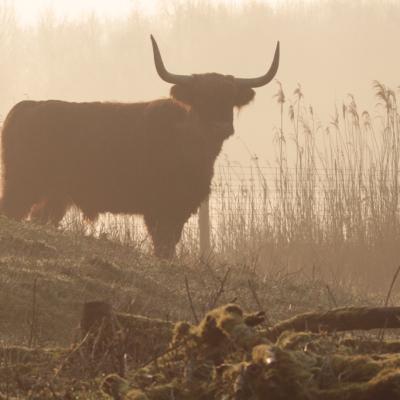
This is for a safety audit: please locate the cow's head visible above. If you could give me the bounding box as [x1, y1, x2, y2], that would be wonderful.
[151, 35, 279, 138]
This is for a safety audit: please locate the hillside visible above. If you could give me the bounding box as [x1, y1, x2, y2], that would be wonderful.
[0, 215, 375, 348]
[0, 216, 186, 346]
[2, 217, 400, 399]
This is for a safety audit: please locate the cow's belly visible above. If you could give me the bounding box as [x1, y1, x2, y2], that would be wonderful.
[70, 182, 148, 217]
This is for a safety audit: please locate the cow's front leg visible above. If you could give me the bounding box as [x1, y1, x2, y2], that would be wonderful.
[144, 212, 188, 259]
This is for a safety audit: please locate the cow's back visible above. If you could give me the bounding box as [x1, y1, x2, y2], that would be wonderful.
[1, 98, 192, 217]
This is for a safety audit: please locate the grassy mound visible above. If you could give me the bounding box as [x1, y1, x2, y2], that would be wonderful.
[0, 216, 194, 345]
[0, 216, 372, 347]
[0, 216, 395, 399]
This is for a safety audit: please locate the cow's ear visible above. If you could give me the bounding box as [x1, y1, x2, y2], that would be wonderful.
[235, 87, 255, 108]
[170, 84, 193, 106]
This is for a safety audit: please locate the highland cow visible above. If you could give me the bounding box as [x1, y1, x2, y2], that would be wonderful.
[0, 35, 279, 258]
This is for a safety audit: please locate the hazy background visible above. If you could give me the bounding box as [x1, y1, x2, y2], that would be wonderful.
[1, 0, 398, 163]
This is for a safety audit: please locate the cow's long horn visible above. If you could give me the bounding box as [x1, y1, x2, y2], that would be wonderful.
[151, 35, 191, 85]
[235, 41, 280, 88]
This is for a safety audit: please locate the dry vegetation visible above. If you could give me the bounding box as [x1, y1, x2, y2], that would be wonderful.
[205, 81, 400, 287]
[1, 1, 400, 398]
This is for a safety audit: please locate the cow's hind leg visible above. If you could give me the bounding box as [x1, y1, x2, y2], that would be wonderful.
[30, 197, 69, 226]
[0, 181, 38, 220]
[144, 212, 189, 259]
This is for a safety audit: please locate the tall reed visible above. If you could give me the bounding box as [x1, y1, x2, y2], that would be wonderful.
[200, 81, 400, 285]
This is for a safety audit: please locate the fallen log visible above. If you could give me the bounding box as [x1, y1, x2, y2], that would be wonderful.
[81, 303, 400, 363]
[265, 306, 400, 342]
[117, 310, 173, 364]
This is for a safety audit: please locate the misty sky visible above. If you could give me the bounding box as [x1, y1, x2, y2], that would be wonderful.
[1, 0, 399, 163]
[11, 0, 315, 25]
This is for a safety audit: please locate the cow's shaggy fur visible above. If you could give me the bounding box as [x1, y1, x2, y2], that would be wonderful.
[1, 74, 256, 257]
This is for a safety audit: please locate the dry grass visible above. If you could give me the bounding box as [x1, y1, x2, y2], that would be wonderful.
[0, 215, 377, 349]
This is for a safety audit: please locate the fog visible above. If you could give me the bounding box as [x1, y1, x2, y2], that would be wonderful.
[0, 0, 399, 163]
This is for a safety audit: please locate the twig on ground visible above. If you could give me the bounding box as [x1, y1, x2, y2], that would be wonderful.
[325, 284, 338, 308]
[52, 331, 91, 379]
[185, 275, 199, 324]
[139, 339, 187, 370]
[209, 266, 232, 309]
[28, 277, 38, 348]
[379, 265, 400, 341]
[199, 253, 219, 284]
[383, 265, 400, 307]
[248, 279, 271, 326]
